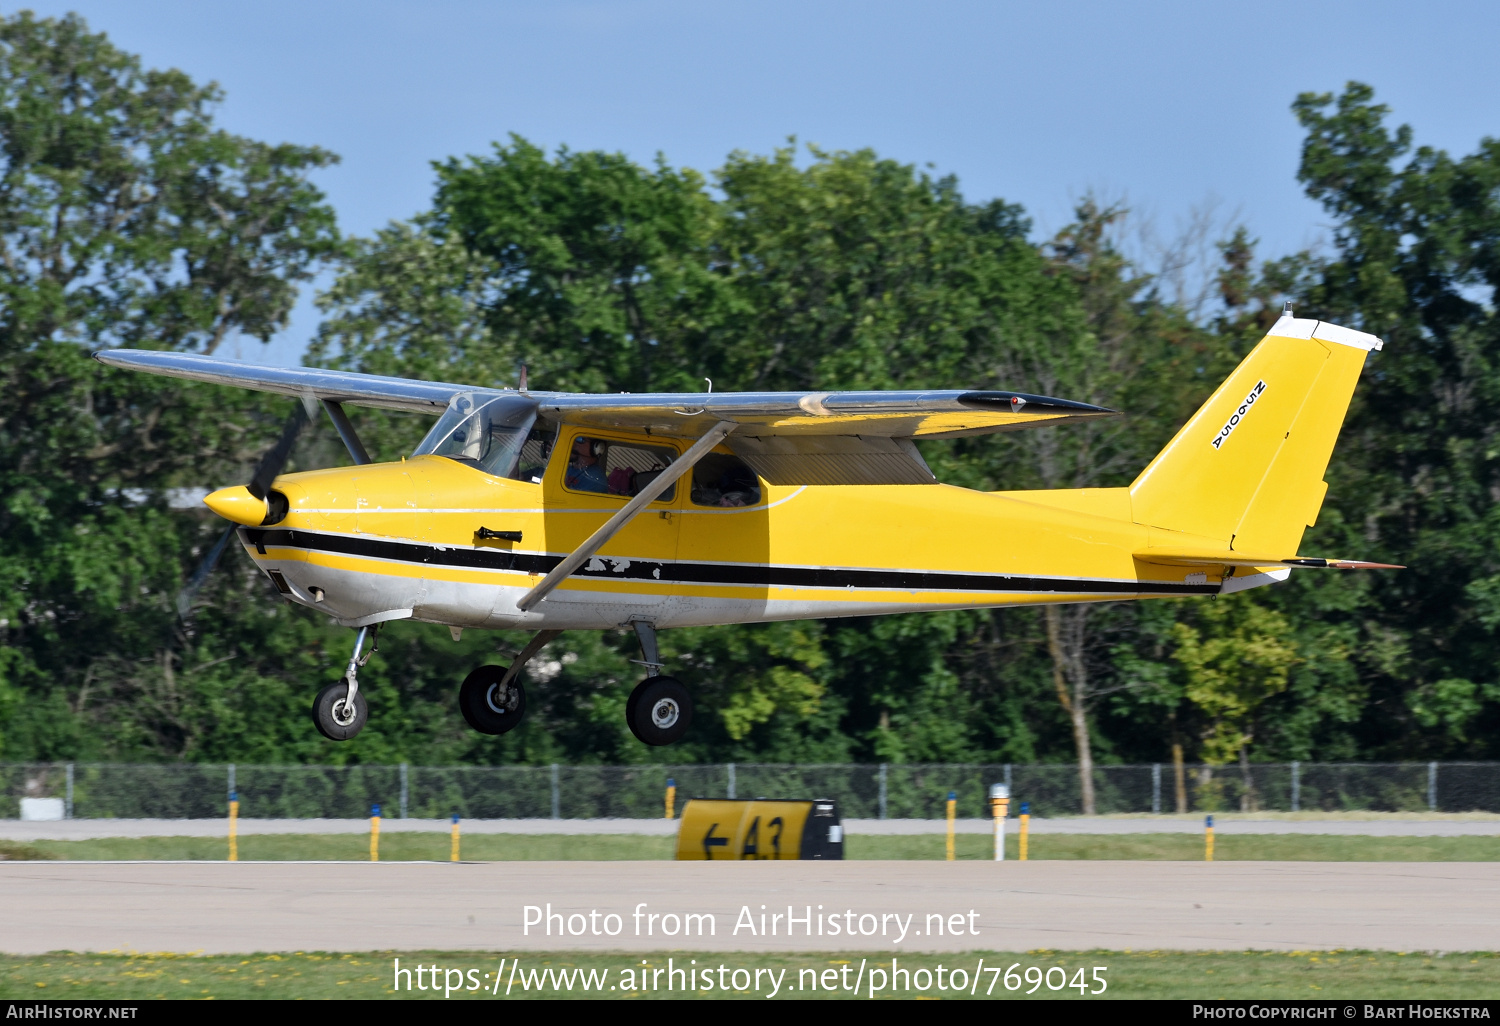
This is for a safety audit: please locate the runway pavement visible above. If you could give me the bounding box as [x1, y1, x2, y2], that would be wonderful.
[2, 860, 1495, 954]
[5, 815, 1499, 841]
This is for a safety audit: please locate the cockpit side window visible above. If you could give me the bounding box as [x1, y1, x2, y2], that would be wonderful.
[690, 453, 762, 508]
[563, 434, 680, 502]
[414, 392, 540, 480]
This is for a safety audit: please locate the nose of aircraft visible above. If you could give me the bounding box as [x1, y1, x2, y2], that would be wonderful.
[204, 485, 270, 526]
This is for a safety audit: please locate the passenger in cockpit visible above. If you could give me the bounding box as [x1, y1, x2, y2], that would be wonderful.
[565, 436, 610, 493]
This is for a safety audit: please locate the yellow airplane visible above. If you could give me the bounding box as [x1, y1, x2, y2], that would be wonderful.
[97, 308, 1396, 743]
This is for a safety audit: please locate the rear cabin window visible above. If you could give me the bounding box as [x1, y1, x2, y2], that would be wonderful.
[691, 453, 762, 508]
[564, 435, 679, 502]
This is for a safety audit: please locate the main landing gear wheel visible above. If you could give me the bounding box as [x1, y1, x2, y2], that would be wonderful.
[626, 676, 692, 746]
[312, 679, 368, 741]
[460, 665, 527, 735]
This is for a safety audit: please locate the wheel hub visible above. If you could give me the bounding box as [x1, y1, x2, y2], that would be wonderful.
[485, 682, 518, 716]
[650, 697, 679, 729]
[331, 697, 356, 727]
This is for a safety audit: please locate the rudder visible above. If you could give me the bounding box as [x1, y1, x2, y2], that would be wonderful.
[1129, 314, 1381, 555]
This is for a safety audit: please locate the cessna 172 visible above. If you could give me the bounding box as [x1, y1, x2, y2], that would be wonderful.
[96, 309, 1396, 744]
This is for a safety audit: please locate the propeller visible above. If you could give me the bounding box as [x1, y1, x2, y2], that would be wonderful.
[175, 397, 318, 621]
[176, 525, 236, 620]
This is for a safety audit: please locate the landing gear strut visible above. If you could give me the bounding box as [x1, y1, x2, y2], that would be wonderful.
[625, 621, 692, 746]
[313, 625, 376, 741]
[459, 629, 561, 735]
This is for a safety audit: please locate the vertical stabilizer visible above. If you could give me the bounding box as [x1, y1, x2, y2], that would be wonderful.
[1129, 315, 1380, 555]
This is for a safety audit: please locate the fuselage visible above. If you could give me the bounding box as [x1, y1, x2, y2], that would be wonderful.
[239, 440, 1220, 633]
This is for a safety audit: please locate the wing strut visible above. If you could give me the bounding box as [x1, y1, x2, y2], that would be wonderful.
[516, 421, 737, 612]
[321, 400, 372, 465]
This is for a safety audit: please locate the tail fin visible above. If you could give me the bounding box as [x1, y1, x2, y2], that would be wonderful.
[1130, 314, 1381, 555]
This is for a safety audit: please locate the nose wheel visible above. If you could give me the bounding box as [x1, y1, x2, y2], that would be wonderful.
[313, 625, 376, 741]
[459, 665, 527, 735]
[313, 679, 368, 740]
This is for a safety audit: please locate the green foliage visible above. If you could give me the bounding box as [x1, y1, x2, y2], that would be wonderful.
[1170, 600, 1301, 764]
[1286, 82, 1500, 757]
[0, 12, 343, 760]
[434, 136, 723, 394]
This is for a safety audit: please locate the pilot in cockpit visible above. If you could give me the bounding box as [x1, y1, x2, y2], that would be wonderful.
[565, 436, 610, 493]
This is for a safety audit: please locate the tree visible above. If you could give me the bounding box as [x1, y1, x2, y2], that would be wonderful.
[1289, 82, 1500, 757]
[0, 11, 342, 760]
[1171, 600, 1301, 763]
[308, 219, 506, 462]
[432, 136, 724, 394]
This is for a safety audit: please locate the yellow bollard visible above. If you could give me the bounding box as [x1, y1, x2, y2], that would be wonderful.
[1205, 814, 1214, 862]
[665, 777, 676, 820]
[228, 791, 238, 862]
[945, 790, 956, 861]
[370, 804, 381, 862]
[450, 813, 460, 862]
[1019, 802, 1030, 861]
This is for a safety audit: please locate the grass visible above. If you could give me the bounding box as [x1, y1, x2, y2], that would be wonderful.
[853, 832, 1500, 861]
[4, 831, 1497, 861]
[2, 949, 1497, 999]
[0, 840, 52, 860]
[8, 832, 674, 862]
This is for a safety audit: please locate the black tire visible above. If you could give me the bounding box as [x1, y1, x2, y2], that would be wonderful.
[626, 676, 692, 746]
[459, 664, 527, 735]
[625, 681, 642, 730]
[312, 679, 368, 741]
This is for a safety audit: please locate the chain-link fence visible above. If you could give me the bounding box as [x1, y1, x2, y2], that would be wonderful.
[2, 761, 1497, 819]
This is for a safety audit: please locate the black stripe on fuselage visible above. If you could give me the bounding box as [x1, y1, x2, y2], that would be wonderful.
[241, 527, 1219, 596]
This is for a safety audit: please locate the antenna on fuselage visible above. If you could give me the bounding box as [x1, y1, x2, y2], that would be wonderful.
[518, 364, 529, 392]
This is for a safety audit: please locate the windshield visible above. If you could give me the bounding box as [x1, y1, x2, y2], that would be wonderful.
[414, 392, 539, 479]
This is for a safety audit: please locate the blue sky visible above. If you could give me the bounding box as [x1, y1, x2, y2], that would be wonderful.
[18, 0, 1500, 365]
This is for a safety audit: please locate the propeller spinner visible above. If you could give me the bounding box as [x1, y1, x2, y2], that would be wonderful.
[176, 396, 319, 619]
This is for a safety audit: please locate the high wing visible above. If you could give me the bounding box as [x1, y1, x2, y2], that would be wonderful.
[95, 348, 470, 413]
[94, 348, 1115, 485]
